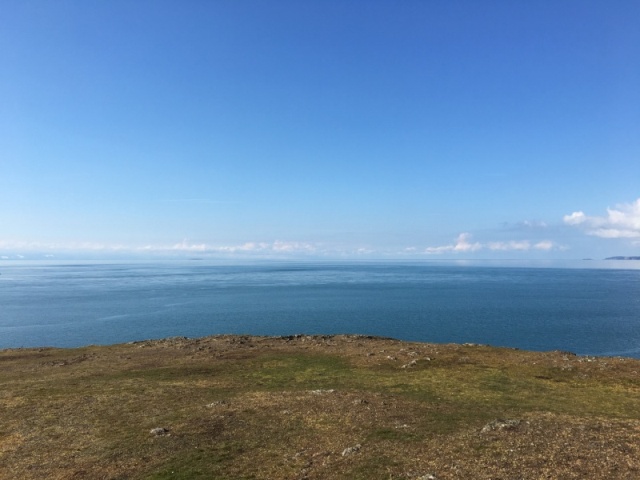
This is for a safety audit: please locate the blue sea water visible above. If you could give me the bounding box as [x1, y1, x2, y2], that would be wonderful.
[1, 260, 639, 358]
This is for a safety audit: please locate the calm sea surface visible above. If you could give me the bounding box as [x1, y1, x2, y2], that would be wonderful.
[1, 260, 639, 357]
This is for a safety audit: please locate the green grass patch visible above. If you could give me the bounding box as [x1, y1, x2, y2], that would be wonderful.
[3, 335, 640, 479]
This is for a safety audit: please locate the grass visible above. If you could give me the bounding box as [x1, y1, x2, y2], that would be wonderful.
[1, 335, 640, 479]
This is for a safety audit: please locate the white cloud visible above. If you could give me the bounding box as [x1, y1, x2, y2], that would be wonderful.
[563, 211, 587, 226]
[0, 239, 325, 257]
[0, 234, 563, 259]
[0, 240, 129, 252]
[425, 233, 482, 254]
[138, 240, 320, 255]
[425, 234, 559, 255]
[487, 240, 531, 251]
[533, 240, 555, 251]
[564, 198, 640, 239]
[272, 241, 317, 253]
[216, 242, 269, 253]
[171, 240, 209, 252]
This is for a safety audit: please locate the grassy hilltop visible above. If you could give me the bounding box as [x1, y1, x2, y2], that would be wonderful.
[2, 335, 640, 479]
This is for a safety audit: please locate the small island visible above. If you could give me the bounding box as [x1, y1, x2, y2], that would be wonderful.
[606, 256, 640, 260]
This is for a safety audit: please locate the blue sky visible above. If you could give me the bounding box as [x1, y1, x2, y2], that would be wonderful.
[1, 0, 639, 260]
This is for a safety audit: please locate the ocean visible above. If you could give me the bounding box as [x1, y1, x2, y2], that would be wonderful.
[1, 260, 639, 358]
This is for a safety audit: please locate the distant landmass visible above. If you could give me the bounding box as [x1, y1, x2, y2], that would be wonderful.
[605, 256, 640, 260]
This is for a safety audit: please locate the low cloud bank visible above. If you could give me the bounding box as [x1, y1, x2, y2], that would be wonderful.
[0, 240, 323, 257]
[564, 198, 640, 239]
[158, 240, 320, 255]
[425, 233, 558, 254]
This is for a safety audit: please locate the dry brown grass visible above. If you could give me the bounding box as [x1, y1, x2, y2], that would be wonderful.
[2, 335, 640, 479]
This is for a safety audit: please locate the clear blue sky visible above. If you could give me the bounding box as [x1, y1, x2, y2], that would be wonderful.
[1, 0, 639, 260]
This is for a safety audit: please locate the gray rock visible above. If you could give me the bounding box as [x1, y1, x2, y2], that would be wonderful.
[150, 427, 169, 436]
[341, 444, 361, 456]
[481, 419, 520, 433]
[310, 389, 335, 395]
